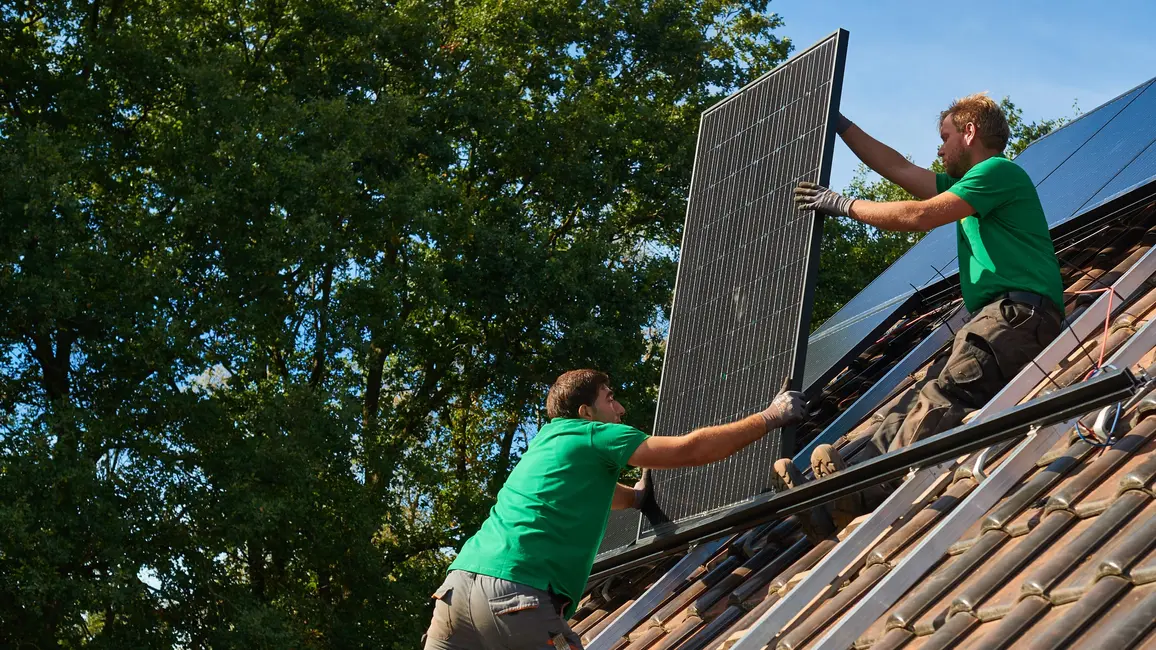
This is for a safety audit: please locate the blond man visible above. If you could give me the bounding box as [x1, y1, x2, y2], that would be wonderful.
[780, 95, 1063, 528]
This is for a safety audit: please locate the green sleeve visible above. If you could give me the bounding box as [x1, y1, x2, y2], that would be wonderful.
[936, 172, 957, 194]
[590, 423, 649, 471]
[943, 160, 1014, 217]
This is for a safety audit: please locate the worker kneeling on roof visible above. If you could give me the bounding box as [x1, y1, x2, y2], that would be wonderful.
[777, 93, 1064, 534]
[423, 369, 805, 649]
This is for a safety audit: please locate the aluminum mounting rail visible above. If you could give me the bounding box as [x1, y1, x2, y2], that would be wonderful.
[811, 302, 1156, 650]
[729, 242, 1156, 650]
[586, 537, 727, 650]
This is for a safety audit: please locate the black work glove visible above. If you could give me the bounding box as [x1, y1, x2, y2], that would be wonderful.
[794, 181, 855, 217]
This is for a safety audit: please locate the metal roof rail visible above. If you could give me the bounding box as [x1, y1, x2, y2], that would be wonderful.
[585, 537, 728, 650]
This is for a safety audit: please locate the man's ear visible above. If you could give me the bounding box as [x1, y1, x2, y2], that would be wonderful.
[963, 122, 978, 146]
[577, 404, 593, 420]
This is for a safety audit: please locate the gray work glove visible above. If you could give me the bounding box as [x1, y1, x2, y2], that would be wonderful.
[794, 181, 855, 217]
[631, 470, 652, 510]
[760, 390, 807, 430]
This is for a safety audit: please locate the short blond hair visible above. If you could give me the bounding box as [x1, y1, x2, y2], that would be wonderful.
[939, 93, 1010, 151]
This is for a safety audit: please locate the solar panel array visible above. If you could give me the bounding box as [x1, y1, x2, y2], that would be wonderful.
[801, 75, 1156, 391]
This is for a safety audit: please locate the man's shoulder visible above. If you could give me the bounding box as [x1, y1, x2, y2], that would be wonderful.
[544, 418, 644, 435]
[541, 418, 594, 434]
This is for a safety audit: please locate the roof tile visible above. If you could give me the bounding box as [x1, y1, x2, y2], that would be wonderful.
[1023, 574, 1131, 648]
[778, 562, 889, 649]
[968, 594, 1050, 649]
[888, 530, 1007, 631]
[690, 543, 783, 615]
[1096, 497, 1156, 581]
[1119, 448, 1156, 495]
[950, 508, 1072, 617]
[1023, 490, 1149, 601]
[1079, 580, 1156, 648]
[1045, 416, 1156, 513]
[680, 604, 743, 650]
[729, 537, 811, 605]
[868, 477, 976, 566]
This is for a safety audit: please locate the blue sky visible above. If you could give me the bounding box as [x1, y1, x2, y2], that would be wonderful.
[769, 0, 1156, 191]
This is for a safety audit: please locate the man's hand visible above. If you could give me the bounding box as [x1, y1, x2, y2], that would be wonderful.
[794, 182, 855, 217]
[760, 390, 807, 430]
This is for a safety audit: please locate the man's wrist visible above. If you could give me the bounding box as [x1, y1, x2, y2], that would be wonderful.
[760, 410, 778, 432]
[835, 113, 853, 135]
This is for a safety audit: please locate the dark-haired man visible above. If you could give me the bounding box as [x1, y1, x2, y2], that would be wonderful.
[777, 93, 1063, 528]
[423, 369, 806, 649]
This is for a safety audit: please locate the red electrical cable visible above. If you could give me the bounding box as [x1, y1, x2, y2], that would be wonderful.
[1069, 288, 1118, 376]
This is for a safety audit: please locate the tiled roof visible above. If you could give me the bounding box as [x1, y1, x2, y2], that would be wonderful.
[574, 195, 1156, 650]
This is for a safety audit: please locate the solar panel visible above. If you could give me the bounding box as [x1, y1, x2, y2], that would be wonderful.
[802, 75, 1156, 392]
[631, 30, 848, 534]
[598, 510, 640, 554]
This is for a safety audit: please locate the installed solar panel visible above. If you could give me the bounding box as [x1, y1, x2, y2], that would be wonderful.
[629, 30, 848, 535]
[802, 75, 1156, 392]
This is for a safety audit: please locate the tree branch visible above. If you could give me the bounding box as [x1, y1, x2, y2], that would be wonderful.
[309, 260, 335, 388]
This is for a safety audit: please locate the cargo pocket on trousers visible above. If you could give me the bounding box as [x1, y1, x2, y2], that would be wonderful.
[427, 584, 454, 641]
[943, 332, 1002, 403]
[489, 592, 541, 616]
[946, 341, 985, 386]
[490, 593, 554, 648]
[999, 299, 1033, 328]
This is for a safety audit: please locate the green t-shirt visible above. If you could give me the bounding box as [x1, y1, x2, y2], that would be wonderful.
[449, 418, 649, 616]
[937, 156, 1063, 313]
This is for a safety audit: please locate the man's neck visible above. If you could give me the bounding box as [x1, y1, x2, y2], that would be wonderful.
[964, 148, 1003, 172]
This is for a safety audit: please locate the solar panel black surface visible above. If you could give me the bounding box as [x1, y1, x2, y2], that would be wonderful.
[598, 510, 640, 555]
[1013, 79, 1152, 190]
[633, 30, 848, 535]
[802, 75, 1156, 392]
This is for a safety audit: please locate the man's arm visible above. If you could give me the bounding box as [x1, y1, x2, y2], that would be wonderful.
[611, 483, 636, 510]
[626, 391, 805, 470]
[839, 119, 939, 200]
[795, 182, 976, 232]
[847, 191, 976, 232]
[628, 414, 769, 469]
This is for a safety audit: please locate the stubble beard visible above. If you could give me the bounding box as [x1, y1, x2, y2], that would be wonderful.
[945, 149, 973, 178]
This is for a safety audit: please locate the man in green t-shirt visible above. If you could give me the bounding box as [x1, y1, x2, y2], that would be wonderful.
[779, 93, 1063, 529]
[423, 369, 806, 649]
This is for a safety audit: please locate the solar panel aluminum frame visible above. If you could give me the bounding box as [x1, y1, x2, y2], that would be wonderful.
[633, 29, 849, 535]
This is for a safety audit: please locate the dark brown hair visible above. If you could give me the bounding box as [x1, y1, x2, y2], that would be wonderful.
[940, 93, 1010, 151]
[546, 369, 609, 419]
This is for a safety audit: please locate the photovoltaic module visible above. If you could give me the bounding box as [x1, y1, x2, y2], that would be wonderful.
[599, 29, 848, 555]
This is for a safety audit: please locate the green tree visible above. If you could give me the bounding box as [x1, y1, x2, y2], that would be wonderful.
[810, 97, 1074, 328]
[0, 1, 789, 647]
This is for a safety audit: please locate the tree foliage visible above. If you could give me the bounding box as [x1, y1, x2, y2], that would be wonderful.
[0, 1, 789, 646]
[810, 97, 1075, 328]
